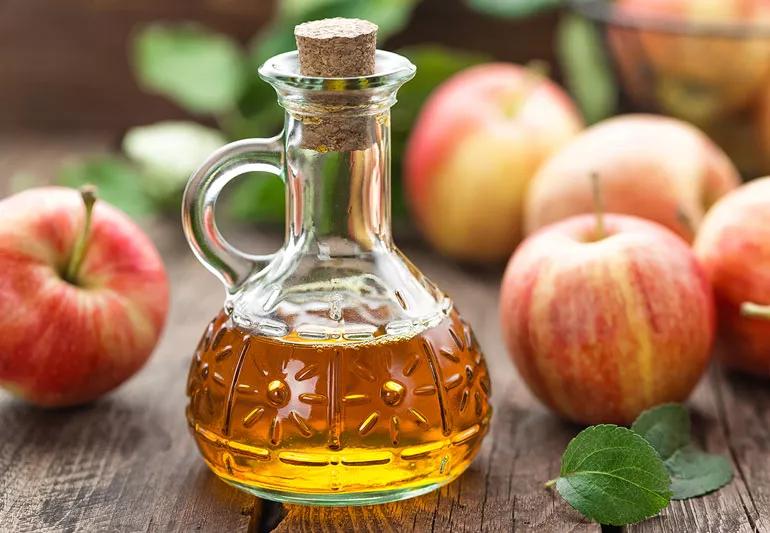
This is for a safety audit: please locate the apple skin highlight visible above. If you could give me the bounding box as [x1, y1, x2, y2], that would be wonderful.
[0, 187, 169, 407]
[500, 214, 715, 425]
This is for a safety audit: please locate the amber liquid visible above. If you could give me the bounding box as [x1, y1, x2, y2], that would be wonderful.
[186, 308, 492, 504]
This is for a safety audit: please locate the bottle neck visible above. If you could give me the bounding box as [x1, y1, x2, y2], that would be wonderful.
[283, 109, 392, 256]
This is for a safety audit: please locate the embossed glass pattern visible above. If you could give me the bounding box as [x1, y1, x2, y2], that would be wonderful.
[182, 50, 492, 505]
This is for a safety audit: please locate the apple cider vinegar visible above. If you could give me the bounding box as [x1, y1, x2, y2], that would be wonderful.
[186, 307, 491, 503]
[181, 18, 493, 503]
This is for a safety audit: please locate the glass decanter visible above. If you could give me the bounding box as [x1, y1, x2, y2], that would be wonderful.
[182, 42, 492, 506]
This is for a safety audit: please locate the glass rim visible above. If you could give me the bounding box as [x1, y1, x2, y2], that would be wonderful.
[258, 50, 416, 91]
[571, 0, 770, 39]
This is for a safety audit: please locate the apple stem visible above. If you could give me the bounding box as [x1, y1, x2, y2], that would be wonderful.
[544, 479, 557, 489]
[741, 302, 770, 320]
[64, 185, 97, 284]
[591, 172, 605, 240]
[501, 60, 549, 118]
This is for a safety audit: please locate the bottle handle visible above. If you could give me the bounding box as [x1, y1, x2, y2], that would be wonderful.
[182, 135, 284, 292]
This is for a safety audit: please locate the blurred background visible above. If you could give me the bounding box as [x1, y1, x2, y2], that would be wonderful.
[3, 0, 770, 241]
[0, 0, 578, 232]
[1, 0, 562, 133]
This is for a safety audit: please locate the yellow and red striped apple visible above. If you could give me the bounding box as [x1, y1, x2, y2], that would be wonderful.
[0, 187, 169, 406]
[525, 115, 740, 242]
[500, 213, 714, 425]
[695, 177, 770, 376]
[405, 63, 583, 263]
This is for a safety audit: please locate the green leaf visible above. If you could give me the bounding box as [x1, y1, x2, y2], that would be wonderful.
[665, 447, 733, 500]
[631, 404, 734, 500]
[123, 121, 227, 201]
[58, 157, 156, 219]
[251, 0, 420, 65]
[631, 404, 691, 461]
[557, 13, 617, 124]
[133, 24, 248, 114]
[467, 0, 563, 18]
[555, 425, 671, 526]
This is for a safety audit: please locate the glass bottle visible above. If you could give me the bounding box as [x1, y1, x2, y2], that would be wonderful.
[182, 47, 492, 506]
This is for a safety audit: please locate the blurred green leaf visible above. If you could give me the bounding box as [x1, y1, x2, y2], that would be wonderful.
[236, 0, 423, 157]
[133, 24, 248, 114]
[123, 121, 227, 202]
[58, 157, 156, 218]
[557, 13, 617, 124]
[467, 0, 563, 18]
[390, 46, 489, 219]
[251, 0, 421, 65]
[221, 107, 284, 141]
[280, 0, 345, 18]
[222, 80, 285, 140]
[237, 0, 424, 223]
[229, 174, 285, 224]
[237, 75, 279, 119]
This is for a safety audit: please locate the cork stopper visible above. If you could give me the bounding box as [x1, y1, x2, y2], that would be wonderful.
[295, 18, 377, 77]
[293, 18, 379, 152]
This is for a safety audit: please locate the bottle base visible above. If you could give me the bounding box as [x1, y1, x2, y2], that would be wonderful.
[187, 306, 492, 506]
[222, 476, 451, 506]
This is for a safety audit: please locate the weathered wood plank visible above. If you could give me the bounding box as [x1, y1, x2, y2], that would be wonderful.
[0, 220, 257, 532]
[626, 360, 768, 533]
[0, 137, 598, 532]
[272, 259, 598, 533]
[0, 137, 257, 532]
[3, 136, 764, 533]
[712, 365, 770, 531]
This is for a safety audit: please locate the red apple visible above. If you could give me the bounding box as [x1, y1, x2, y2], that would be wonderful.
[405, 63, 583, 263]
[694, 177, 770, 376]
[0, 187, 169, 406]
[525, 114, 740, 242]
[500, 213, 714, 425]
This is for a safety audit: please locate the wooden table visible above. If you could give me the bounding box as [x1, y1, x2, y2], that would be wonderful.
[1, 136, 768, 532]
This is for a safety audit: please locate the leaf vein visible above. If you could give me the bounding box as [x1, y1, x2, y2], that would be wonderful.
[562, 470, 669, 502]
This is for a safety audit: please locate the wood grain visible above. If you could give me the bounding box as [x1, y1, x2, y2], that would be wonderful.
[1, 137, 768, 533]
[625, 363, 764, 533]
[0, 136, 253, 532]
[272, 262, 596, 533]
